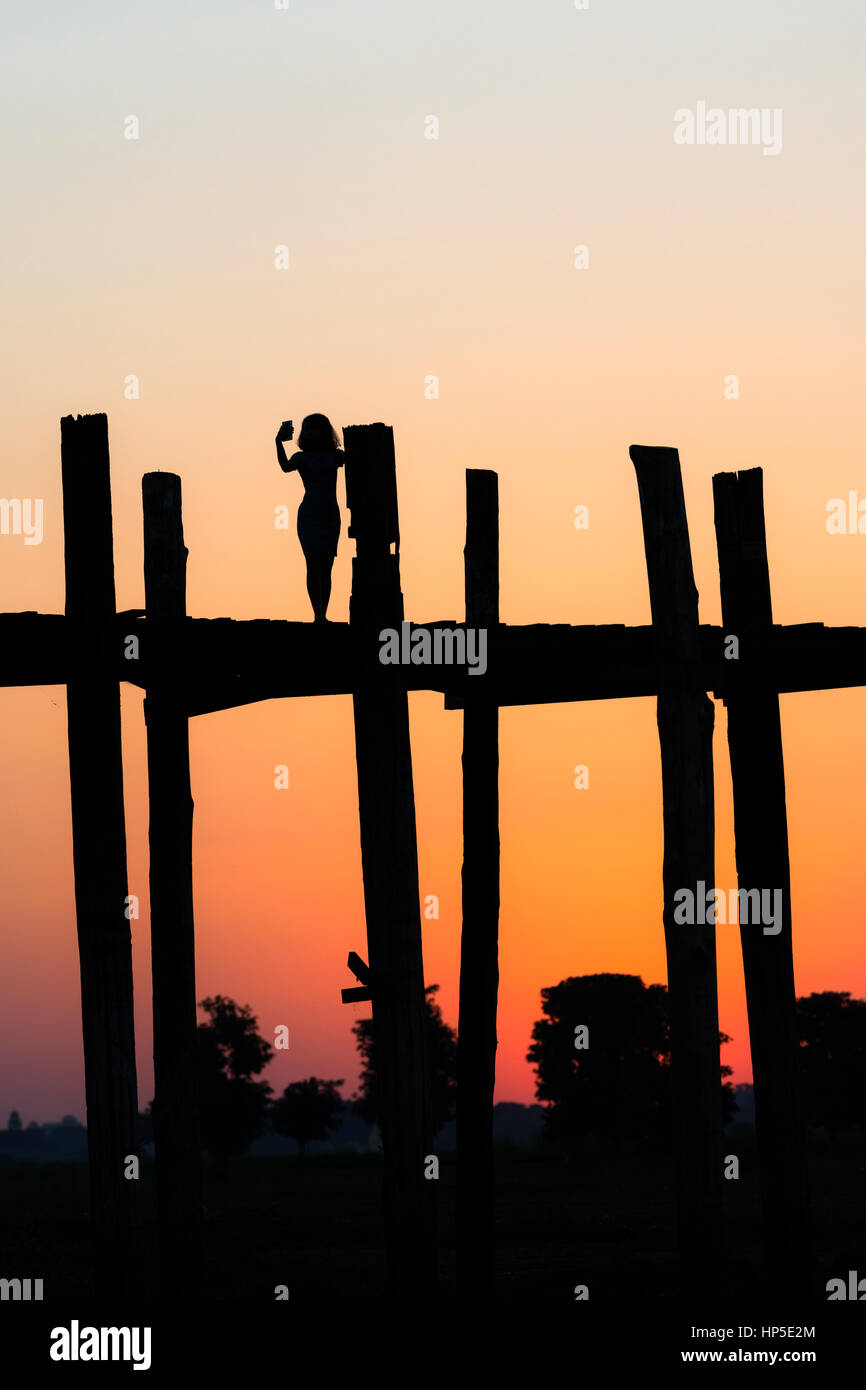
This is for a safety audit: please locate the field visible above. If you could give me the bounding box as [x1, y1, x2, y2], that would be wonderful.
[1, 1133, 864, 1302]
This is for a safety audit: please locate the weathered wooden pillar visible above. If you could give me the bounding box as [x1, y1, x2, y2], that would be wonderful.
[630, 444, 723, 1286]
[456, 469, 500, 1294]
[61, 412, 139, 1296]
[713, 467, 811, 1295]
[142, 472, 201, 1293]
[344, 422, 435, 1293]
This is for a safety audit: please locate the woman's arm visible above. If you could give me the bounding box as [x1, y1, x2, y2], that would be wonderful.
[275, 421, 297, 472]
[277, 444, 300, 472]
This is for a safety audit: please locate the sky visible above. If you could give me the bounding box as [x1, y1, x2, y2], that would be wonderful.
[0, 0, 864, 1121]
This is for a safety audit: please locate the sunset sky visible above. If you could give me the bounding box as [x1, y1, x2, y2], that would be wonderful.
[1, 0, 864, 1121]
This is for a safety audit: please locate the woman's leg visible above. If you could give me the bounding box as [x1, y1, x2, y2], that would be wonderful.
[320, 556, 335, 619]
[305, 555, 334, 621]
[305, 556, 323, 620]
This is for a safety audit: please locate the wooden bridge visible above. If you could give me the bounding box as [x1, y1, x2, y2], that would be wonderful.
[4, 412, 861, 1299]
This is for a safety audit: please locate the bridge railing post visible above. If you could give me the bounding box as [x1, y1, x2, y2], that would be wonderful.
[713, 467, 812, 1296]
[143, 471, 202, 1296]
[61, 412, 140, 1296]
[344, 422, 436, 1294]
[631, 443, 724, 1290]
[456, 468, 500, 1296]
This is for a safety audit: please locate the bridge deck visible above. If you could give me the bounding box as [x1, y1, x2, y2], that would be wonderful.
[3, 612, 866, 714]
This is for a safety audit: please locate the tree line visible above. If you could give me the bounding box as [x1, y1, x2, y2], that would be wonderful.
[149, 975, 866, 1161]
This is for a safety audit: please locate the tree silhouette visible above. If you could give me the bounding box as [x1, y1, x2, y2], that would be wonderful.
[7, 1110, 22, 1132]
[195, 995, 274, 1161]
[352, 984, 457, 1133]
[796, 990, 866, 1138]
[272, 1077, 344, 1161]
[527, 973, 735, 1148]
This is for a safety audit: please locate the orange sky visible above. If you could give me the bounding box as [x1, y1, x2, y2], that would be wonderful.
[1, 0, 864, 1120]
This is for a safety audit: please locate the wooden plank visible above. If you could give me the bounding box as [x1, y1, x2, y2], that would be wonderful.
[142, 472, 202, 1295]
[713, 468, 811, 1295]
[48, 612, 864, 711]
[630, 444, 723, 1289]
[344, 423, 435, 1293]
[347, 950, 370, 983]
[0, 613, 68, 684]
[341, 986, 373, 1004]
[60, 412, 139, 1296]
[7, 608, 866, 709]
[456, 468, 500, 1293]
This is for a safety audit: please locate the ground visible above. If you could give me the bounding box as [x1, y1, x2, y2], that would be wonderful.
[0, 1137, 863, 1301]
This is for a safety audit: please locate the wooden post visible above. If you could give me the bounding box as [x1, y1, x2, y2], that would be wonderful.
[713, 468, 811, 1295]
[456, 469, 500, 1294]
[344, 423, 435, 1292]
[142, 472, 201, 1294]
[61, 412, 139, 1296]
[630, 444, 723, 1287]
[142, 472, 201, 1293]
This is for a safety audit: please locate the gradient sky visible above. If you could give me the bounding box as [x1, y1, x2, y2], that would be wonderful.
[1, 0, 864, 1120]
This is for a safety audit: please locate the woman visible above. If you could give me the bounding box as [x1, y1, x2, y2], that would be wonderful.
[276, 413, 344, 622]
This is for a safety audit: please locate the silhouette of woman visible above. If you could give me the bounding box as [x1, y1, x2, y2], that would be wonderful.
[275, 413, 344, 622]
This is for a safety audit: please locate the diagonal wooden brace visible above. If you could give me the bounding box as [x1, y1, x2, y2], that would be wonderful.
[341, 950, 374, 1004]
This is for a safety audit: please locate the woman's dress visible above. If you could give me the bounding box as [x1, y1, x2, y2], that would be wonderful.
[295, 449, 343, 557]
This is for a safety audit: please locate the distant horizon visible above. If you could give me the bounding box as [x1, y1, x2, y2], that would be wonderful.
[0, 1080, 762, 1131]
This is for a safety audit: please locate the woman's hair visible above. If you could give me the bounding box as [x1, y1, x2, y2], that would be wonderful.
[298, 413, 341, 452]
